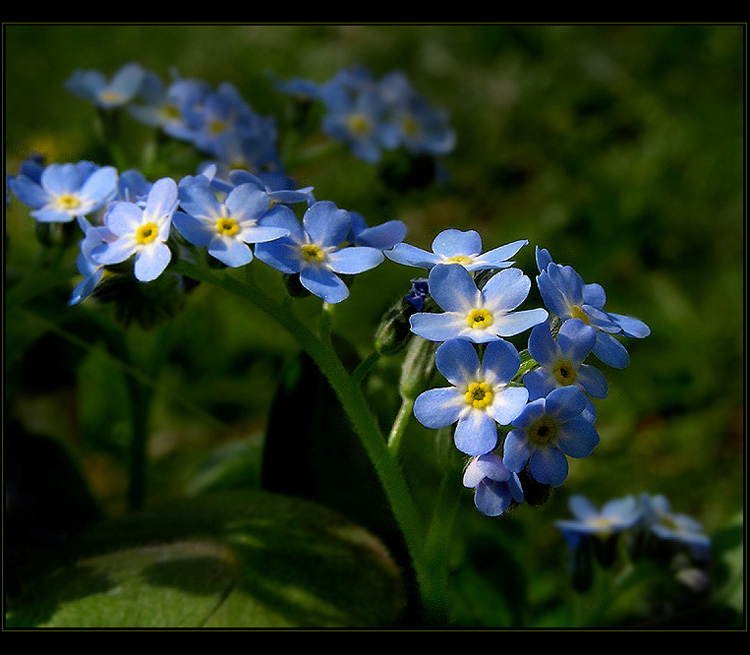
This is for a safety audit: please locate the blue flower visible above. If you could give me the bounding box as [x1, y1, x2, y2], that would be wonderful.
[405, 278, 429, 311]
[413, 338, 529, 456]
[348, 211, 407, 250]
[64, 62, 146, 109]
[524, 318, 608, 421]
[10, 161, 118, 223]
[254, 201, 384, 304]
[503, 386, 600, 487]
[387, 229, 527, 273]
[173, 177, 290, 268]
[463, 453, 525, 517]
[410, 263, 548, 344]
[68, 216, 117, 306]
[555, 494, 642, 546]
[639, 493, 711, 558]
[92, 177, 178, 282]
[536, 247, 650, 369]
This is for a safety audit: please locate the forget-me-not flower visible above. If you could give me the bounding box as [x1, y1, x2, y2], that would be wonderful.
[413, 338, 529, 456]
[639, 493, 712, 558]
[555, 494, 642, 547]
[254, 201, 384, 304]
[92, 176, 178, 282]
[524, 318, 608, 421]
[536, 247, 650, 369]
[64, 62, 146, 109]
[410, 263, 548, 344]
[173, 178, 290, 268]
[503, 386, 600, 487]
[463, 453, 525, 517]
[9, 161, 118, 224]
[387, 229, 526, 273]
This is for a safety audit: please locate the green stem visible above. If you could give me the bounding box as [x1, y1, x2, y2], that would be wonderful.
[173, 259, 437, 614]
[387, 395, 415, 455]
[351, 351, 381, 386]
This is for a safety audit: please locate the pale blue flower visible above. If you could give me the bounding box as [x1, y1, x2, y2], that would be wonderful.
[68, 216, 117, 305]
[10, 161, 118, 223]
[410, 263, 548, 344]
[639, 493, 711, 558]
[413, 338, 529, 456]
[254, 201, 384, 304]
[524, 318, 608, 421]
[173, 178, 290, 268]
[555, 494, 641, 545]
[387, 229, 526, 272]
[536, 247, 650, 369]
[503, 386, 600, 487]
[64, 62, 146, 109]
[463, 453, 524, 517]
[92, 177, 178, 282]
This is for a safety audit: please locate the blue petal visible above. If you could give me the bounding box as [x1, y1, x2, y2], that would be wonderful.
[511, 397, 546, 428]
[609, 312, 651, 338]
[435, 338, 480, 386]
[482, 267, 532, 313]
[522, 368, 556, 401]
[592, 332, 630, 368]
[535, 246, 553, 273]
[299, 265, 349, 303]
[487, 386, 529, 426]
[134, 243, 171, 281]
[576, 364, 609, 399]
[491, 308, 549, 338]
[502, 429, 532, 473]
[303, 201, 351, 246]
[79, 165, 118, 205]
[474, 452, 513, 482]
[172, 211, 213, 247]
[454, 409, 498, 456]
[547, 264, 585, 305]
[254, 239, 300, 274]
[259, 205, 305, 241]
[537, 270, 570, 318]
[482, 339, 522, 384]
[556, 318, 597, 364]
[225, 183, 271, 222]
[472, 239, 527, 269]
[92, 238, 137, 266]
[528, 447, 569, 486]
[527, 321, 559, 367]
[144, 177, 178, 222]
[569, 494, 599, 521]
[428, 263, 480, 312]
[409, 311, 464, 342]
[544, 386, 586, 422]
[31, 207, 75, 223]
[10, 174, 49, 208]
[431, 229, 482, 257]
[475, 481, 513, 517]
[385, 243, 442, 269]
[413, 387, 464, 429]
[556, 417, 599, 459]
[355, 220, 407, 250]
[327, 246, 384, 274]
[208, 236, 254, 268]
[583, 282, 607, 309]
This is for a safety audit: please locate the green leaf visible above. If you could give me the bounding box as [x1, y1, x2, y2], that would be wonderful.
[5, 491, 406, 628]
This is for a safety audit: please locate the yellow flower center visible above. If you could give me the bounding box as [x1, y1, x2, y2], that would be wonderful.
[135, 222, 159, 245]
[300, 243, 326, 263]
[446, 255, 473, 265]
[467, 308, 494, 330]
[347, 113, 371, 136]
[99, 90, 124, 104]
[528, 417, 558, 446]
[57, 194, 80, 210]
[587, 516, 617, 539]
[464, 382, 494, 409]
[401, 115, 419, 136]
[209, 119, 226, 135]
[162, 104, 182, 121]
[570, 305, 589, 324]
[553, 360, 577, 386]
[216, 217, 240, 237]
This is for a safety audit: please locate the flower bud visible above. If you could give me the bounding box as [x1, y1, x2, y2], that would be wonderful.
[399, 335, 439, 400]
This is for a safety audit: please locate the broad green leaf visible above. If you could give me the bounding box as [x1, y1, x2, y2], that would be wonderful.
[6, 491, 406, 628]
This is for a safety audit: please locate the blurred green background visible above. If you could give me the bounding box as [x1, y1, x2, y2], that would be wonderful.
[4, 24, 744, 628]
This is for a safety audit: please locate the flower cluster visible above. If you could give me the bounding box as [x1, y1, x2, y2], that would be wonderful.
[399, 231, 650, 517]
[555, 492, 712, 593]
[275, 64, 456, 165]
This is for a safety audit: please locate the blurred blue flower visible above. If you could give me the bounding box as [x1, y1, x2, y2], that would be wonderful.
[173, 178, 290, 268]
[503, 386, 600, 487]
[64, 62, 146, 109]
[387, 228, 526, 272]
[10, 161, 118, 223]
[524, 318, 608, 421]
[92, 177, 178, 282]
[463, 453, 525, 517]
[254, 201, 384, 304]
[639, 493, 712, 558]
[413, 338, 529, 456]
[536, 247, 650, 369]
[410, 263, 548, 344]
[555, 494, 642, 546]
